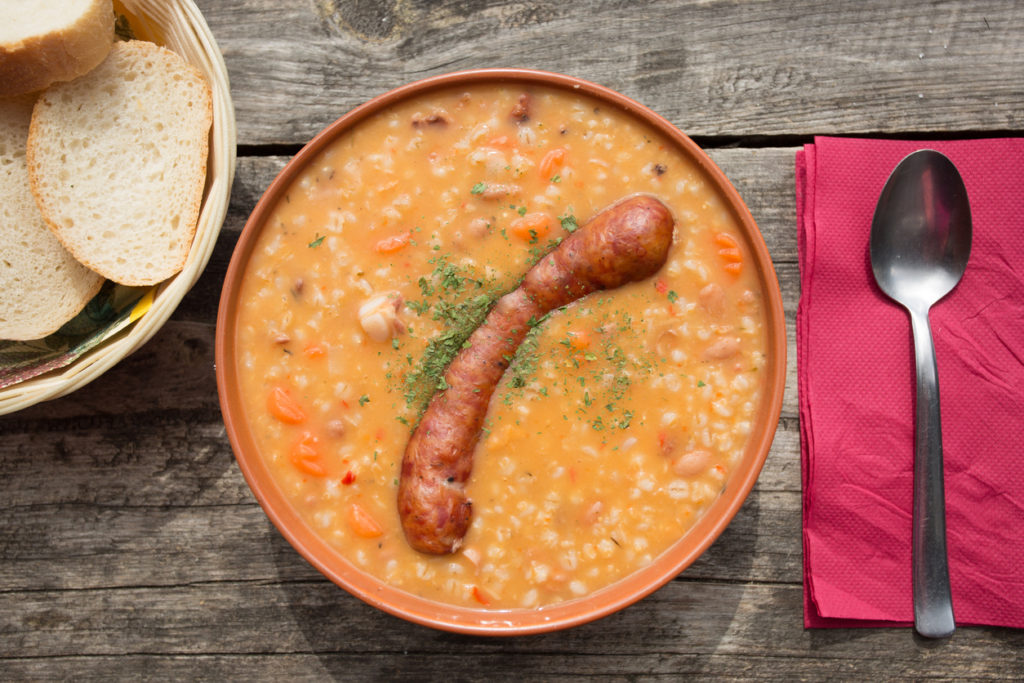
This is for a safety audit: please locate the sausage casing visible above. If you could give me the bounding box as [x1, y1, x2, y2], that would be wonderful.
[398, 194, 675, 554]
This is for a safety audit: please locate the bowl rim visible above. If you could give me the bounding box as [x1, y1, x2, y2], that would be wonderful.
[215, 67, 786, 636]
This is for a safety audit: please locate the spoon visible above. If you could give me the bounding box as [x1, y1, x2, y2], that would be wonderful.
[870, 149, 971, 639]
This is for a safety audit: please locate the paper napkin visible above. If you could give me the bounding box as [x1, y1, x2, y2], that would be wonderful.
[797, 136, 1024, 628]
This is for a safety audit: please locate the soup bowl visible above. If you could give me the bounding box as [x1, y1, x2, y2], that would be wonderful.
[216, 68, 785, 635]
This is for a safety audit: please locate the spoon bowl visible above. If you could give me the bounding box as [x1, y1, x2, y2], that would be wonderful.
[870, 149, 972, 639]
[871, 151, 972, 307]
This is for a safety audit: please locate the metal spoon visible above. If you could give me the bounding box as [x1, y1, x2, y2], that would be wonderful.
[870, 149, 971, 639]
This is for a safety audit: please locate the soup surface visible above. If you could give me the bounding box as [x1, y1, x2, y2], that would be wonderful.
[234, 83, 767, 609]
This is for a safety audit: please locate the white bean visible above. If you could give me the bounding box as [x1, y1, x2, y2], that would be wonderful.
[703, 336, 740, 360]
[673, 450, 711, 477]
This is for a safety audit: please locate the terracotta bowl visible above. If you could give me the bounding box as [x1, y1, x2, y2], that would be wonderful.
[216, 69, 786, 635]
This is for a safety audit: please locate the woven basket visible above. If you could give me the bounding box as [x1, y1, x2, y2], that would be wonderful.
[0, 0, 236, 415]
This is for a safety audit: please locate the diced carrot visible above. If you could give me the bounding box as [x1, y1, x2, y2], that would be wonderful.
[268, 387, 306, 424]
[472, 585, 493, 607]
[290, 433, 326, 476]
[539, 147, 567, 180]
[714, 232, 739, 249]
[723, 262, 743, 275]
[348, 503, 383, 538]
[487, 135, 515, 148]
[304, 342, 326, 359]
[342, 470, 356, 485]
[509, 212, 555, 242]
[654, 278, 668, 295]
[567, 330, 590, 350]
[374, 231, 412, 253]
[718, 247, 743, 263]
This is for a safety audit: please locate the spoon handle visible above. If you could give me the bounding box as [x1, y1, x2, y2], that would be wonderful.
[909, 306, 955, 639]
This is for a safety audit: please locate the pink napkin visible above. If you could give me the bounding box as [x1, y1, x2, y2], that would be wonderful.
[797, 136, 1024, 629]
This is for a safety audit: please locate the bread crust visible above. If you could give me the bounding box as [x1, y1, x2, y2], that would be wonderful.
[0, 0, 115, 97]
[0, 94, 104, 341]
[26, 40, 213, 286]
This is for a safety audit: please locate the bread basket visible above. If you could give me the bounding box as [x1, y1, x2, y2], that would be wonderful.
[0, 0, 235, 415]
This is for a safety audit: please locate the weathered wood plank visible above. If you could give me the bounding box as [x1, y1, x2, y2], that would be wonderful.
[2, 649, 1021, 683]
[195, 0, 1024, 145]
[1, 581, 1021, 677]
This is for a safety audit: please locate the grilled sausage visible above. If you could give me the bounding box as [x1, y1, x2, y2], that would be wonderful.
[397, 194, 675, 554]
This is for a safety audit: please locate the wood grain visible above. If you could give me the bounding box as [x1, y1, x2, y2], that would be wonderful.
[3, 0, 1024, 678]
[198, 0, 1024, 146]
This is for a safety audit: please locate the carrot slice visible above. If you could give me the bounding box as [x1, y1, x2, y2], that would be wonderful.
[268, 387, 306, 424]
[349, 503, 383, 538]
[567, 330, 590, 350]
[539, 147, 567, 180]
[472, 585, 493, 606]
[290, 433, 325, 476]
[718, 247, 743, 263]
[714, 232, 739, 249]
[487, 135, 515, 149]
[304, 342, 326, 358]
[723, 262, 743, 275]
[374, 231, 412, 253]
[509, 212, 555, 242]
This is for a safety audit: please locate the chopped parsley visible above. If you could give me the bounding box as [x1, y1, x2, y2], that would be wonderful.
[358, 394, 370, 406]
[402, 258, 506, 418]
[308, 233, 326, 248]
[470, 182, 486, 195]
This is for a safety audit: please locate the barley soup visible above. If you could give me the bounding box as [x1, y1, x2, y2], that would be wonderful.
[233, 83, 767, 609]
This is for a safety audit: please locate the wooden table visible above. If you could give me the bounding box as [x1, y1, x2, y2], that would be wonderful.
[3, 1, 1022, 678]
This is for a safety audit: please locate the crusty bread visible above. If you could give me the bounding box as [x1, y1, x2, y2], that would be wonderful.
[0, 0, 114, 97]
[27, 40, 213, 286]
[0, 94, 104, 341]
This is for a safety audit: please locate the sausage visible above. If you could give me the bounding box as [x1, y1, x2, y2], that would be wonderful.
[397, 194, 675, 554]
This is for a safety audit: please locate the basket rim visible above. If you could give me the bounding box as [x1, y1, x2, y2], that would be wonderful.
[0, 0, 237, 416]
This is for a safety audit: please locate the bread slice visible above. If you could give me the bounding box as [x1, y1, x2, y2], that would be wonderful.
[0, 94, 104, 341]
[0, 0, 114, 97]
[27, 40, 212, 286]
